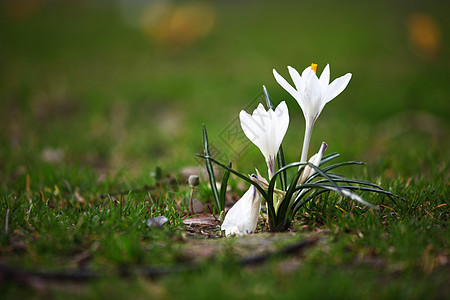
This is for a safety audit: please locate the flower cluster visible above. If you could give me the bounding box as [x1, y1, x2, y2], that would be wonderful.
[200, 63, 393, 236]
[220, 63, 352, 236]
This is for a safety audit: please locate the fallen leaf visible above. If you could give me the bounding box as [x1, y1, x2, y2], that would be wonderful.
[182, 214, 219, 226]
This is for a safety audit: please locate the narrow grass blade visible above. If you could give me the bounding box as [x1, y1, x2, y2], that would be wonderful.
[291, 162, 355, 213]
[321, 161, 365, 173]
[306, 161, 365, 183]
[337, 185, 397, 197]
[219, 162, 232, 213]
[325, 177, 403, 205]
[319, 152, 340, 166]
[336, 185, 399, 205]
[277, 146, 287, 190]
[293, 183, 379, 210]
[202, 125, 220, 212]
[315, 178, 381, 189]
[272, 161, 306, 177]
[326, 173, 348, 180]
[306, 163, 342, 192]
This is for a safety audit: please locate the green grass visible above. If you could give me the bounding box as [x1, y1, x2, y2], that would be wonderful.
[0, 0, 449, 298]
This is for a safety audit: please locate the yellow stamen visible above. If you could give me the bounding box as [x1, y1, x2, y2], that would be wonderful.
[311, 63, 318, 75]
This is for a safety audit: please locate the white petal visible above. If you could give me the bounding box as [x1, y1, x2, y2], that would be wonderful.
[239, 110, 260, 142]
[308, 74, 324, 103]
[273, 101, 289, 152]
[319, 64, 330, 87]
[253, 103, 267, 117]
[273, 68, 299, 99]
[302, 74, 324, 121]
[325, 73, 352, 103]
[221, 186, 261, 237]
[239, 110, 269, 159]
[301, 66, 315, 78]
[287, 66, 303, 91]
[266, 109, 278, 155]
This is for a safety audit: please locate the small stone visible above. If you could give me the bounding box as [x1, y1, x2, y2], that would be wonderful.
[146, 216, 169, 228]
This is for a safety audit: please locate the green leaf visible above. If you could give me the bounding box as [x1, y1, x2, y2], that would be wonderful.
[306, 161, 365, 183]
[219, 162, 232, 213]
[315, 178, 383, 189]
[291, 162, 346, 210]
[293, 184, 379, 211]
[272, 161, 306, 177]
[319, 152, 340, 166]
[307, 163, 343, 192]
[202, 125, 220, 212]
[321, 161, 365, 172]
[276, 164, 304, 224]
[266, 161, 308, 226]
[294, 173, 399, 213]
[276, 146, 287, 190]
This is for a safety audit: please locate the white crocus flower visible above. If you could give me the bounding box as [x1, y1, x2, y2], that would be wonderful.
[239, 101, 289, 179]
[298, 142, 327, 184]
[273, 64, 351, 163]
[221, 185, 261, 237]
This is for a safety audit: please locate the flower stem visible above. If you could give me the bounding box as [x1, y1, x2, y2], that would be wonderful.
[300, 120, 314, 163]
[295, 120, 314, 206]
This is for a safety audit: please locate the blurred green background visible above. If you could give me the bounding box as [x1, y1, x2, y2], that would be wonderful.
[1, 0, 449, 185]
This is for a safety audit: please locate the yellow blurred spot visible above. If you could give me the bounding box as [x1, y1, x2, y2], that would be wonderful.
[40, 190, 45, 203]
[141, 1, 216, 51]
[379, 204, 395, 211]
[311, 63, 318, 75]
[407, 12, 442, 60]
[335, 205, 347, 214]
[54, 185, 60, 197]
